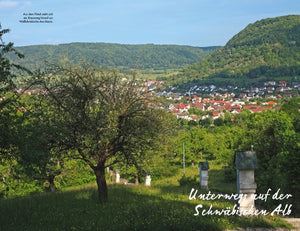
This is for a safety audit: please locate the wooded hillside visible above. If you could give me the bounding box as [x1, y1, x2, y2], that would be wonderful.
[175, 15, 300, 86]
[7, 43, 218, 72]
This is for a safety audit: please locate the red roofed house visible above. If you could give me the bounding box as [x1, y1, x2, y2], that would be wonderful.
[212, 112, 219, 120]
[265, 101, 277, 105]
[278, 81, 287, 87]
[243, 105, 273, 113]
[194, 101, 205, 111]
[173, 104, 188, 113]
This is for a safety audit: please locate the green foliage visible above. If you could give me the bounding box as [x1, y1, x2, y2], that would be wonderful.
[0, 158, 43, 198]
[178, 175, 198, 186]
[188, 107, 202, 116]
[281, 98, 300, 132]
[175, 15, 300, 87]
[30, 59, 174, 202]
[0, 92, 98, 197]
[0, 171, 293, 230]
[172, 108, 299, 216]
[55, 159, 95, 188]
[242, 110, 299, 214]
[0, 21, 299, 216]
[214, 118, 224, 126]
[7, 43, 218, 75]
[199, 117, 213, 127]
[173, 126, 246, 167]
[10, 94, 65, 192]
[0, 24, 29, 92]
[118, 114, 179, 183]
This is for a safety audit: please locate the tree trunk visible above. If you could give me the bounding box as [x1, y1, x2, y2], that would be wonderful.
[135, 174, 139, 185]
[48, 176, 56, 192]
[94, 164, 108, 203]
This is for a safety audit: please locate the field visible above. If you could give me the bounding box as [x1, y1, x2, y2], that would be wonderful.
[0, 161, 294, 231]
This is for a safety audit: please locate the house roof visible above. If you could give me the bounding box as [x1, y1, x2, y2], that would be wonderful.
[174, 104, 187, 109]
[266, 101, 277, 105]
[243, 105, 273, 113]
[212, 112, 219, 116]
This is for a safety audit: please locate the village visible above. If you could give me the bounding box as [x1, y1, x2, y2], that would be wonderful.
[145, 79, 300, 122]
[12, 79, 299, 123]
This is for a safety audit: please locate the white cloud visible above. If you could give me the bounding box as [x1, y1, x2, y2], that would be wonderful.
[0, 1, 19, 9]
[0, 1, 31, 10]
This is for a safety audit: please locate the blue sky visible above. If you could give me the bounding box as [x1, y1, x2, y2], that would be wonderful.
[0, 0, 299, 47]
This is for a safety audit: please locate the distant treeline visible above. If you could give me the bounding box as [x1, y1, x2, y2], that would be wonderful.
[7, 43, 219, 73]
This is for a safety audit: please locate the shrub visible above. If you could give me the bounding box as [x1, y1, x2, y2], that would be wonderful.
[178, 175, 198, 186]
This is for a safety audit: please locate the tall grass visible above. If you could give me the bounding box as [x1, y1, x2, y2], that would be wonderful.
[0, 162, 294, 231]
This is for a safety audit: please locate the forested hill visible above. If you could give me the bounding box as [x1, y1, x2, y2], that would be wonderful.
[8, 43, 219, 72]
[175, 15, 300, 87]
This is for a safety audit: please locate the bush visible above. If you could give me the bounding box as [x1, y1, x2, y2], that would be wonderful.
[178, 175, 198, 186]
[55, 159, 95, 188]
[223, 166, 236, 183]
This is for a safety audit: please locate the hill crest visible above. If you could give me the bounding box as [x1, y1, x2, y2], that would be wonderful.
[9, 42, 219, 73]
[176, 15, 300, 87]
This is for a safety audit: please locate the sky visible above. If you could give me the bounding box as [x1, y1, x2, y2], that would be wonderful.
[0, 0, 299, 47]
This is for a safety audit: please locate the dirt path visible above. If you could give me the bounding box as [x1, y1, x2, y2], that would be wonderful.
[282, 218, 300, 230]
[224, 218, 300, 231]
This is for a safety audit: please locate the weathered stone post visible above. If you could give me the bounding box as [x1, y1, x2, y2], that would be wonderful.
[199, 161, 209, 189]
[145, 174, 151, 186]
[115, 169, 120, 183]
[234, 149, 258, 214]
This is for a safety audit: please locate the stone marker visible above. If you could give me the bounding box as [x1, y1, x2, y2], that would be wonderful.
[145, 174, 151, 186]
[116, 169, 120, 183]
[199, 161, 209, 189]
[234, 149, 258, 214]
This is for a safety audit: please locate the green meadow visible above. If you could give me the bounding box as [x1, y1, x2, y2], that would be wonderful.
[0, 162, 293, 231]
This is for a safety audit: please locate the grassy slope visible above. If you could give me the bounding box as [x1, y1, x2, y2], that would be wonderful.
[0, 161, 293, 231]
